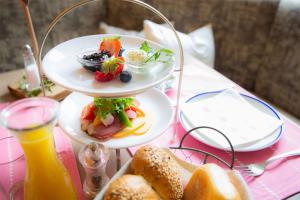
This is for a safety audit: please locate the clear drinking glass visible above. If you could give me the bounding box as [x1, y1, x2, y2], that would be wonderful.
[0, 136, 24, 200]
[0, 97, 78, 200]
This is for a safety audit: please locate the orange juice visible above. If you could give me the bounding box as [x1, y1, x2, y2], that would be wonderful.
[17, 124, 77, 200]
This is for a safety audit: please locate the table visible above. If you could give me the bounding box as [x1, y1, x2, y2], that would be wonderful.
[1, 55, 300, 199]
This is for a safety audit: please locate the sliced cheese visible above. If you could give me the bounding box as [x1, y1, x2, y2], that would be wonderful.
[183, 163, 241, 200]
[134, 112, 152, 135]
[112, 116, 146, 138]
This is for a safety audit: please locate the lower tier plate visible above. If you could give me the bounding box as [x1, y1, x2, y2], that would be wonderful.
[59, 89, 174, 149]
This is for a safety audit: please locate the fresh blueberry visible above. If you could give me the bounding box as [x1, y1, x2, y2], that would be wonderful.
[120, 71, 132, 83]
[118, 47, 125, 57]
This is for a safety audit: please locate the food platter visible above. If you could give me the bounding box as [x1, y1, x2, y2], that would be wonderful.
[42, 34, 175, 97]
[180, 91, 283, 152]
[59, 89, 174, 149]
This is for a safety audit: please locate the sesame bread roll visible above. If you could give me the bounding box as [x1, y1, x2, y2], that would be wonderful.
[103, 175, 161, 200]
[130, 146, 183, 200]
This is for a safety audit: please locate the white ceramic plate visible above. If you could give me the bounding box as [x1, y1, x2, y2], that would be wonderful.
[42, 34, 175, 97]
[180, 91, 284, 152]
[59, 89, 173, 149]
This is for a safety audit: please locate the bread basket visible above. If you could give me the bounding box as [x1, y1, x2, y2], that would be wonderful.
[95, 126, 253, 200]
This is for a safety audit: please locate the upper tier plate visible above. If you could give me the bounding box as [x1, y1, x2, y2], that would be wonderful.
[42, 34, 175, 97]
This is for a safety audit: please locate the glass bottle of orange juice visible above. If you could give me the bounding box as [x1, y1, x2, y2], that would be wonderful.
[0, 97, 78, 200]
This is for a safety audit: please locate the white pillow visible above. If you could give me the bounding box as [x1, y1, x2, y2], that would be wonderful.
[143, 20, 215, 67]
[99, 22, 144, 37]
[99, 21, 172, 37]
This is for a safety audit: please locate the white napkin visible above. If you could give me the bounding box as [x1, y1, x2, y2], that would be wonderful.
[181, 89, 283, 149]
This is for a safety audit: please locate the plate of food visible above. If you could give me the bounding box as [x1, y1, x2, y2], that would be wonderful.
[180, 90, 283, 152]
[42, 34, 175, 97]
[58, 89, 173, 149]
[95, 146, 252, 200]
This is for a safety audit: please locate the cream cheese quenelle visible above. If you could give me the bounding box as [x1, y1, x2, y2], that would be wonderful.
[124, 48, 148, 66]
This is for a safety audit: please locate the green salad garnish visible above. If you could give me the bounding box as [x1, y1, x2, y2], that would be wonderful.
[94, 97, 134, 127]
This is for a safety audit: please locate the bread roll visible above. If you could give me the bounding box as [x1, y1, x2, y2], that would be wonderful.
[183, 163, 241, 200]
[131, 146, 183, 200]
[103, 175, 161, 200]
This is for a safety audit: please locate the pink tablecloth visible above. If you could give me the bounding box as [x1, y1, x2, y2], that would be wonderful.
[129, 116, 300, 200]
[127, 62, 300, 200]
[0, 104, 84, 200]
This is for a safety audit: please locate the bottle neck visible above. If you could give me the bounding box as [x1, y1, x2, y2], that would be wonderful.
[17, 125, 58, 165]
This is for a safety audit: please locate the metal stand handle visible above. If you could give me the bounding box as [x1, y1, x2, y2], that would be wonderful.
[170, 126, 236, 169]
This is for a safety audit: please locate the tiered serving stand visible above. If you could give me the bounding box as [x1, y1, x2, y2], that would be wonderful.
[37, 0, 184, 170]
[36, 0, 236, 170]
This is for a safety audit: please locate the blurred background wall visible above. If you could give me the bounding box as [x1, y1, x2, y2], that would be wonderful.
[0, 0, 107, 72]
[0, 0, 299, 118]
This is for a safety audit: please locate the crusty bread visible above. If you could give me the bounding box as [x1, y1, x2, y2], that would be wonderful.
[130, 146, 183, 200]
[183, 163, 241, 200]
[103, 175, 161, 200]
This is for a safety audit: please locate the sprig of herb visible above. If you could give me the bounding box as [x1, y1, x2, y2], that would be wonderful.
[139, 41, 174, 63]
[140, 41, 150, 53]
[18, 75, 55, 97]
[27, 88, 42, 97]
[43, 77, 55, 92]
[19, 75, 27, 90]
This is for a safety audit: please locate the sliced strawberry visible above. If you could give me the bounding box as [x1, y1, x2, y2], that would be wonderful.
[99, 37, 121, 57]
[95, 71, 114, 82]
[81, 102, 95, 121]
[94, 57, 124, 82]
